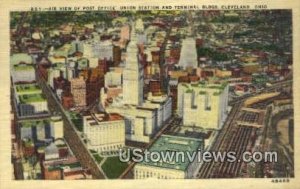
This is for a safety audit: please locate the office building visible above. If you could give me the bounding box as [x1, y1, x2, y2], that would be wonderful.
[106, 93, 172, 143]
[122, 25, 144, 106]
[134, 135, 204, 179]
[14, 83, 49, 117]
[105, 70, 122, 87]
[48, 63, 67, 88]
[11, 64, 36, 83]
[82, 39, 113, 60]
[144, 93, 172, 129]
[83, 113, 125, 152]
[106, 104, 156, 143]
[177, 81, 229, 129]
[178, 38, 198, 69]
[19, 116, 63, 142]
[70, 76, 86, 108]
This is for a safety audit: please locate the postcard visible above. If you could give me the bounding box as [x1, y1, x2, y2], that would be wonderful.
[0, 0, 299, 188]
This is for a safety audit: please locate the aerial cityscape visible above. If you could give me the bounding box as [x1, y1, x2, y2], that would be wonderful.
[10, 10, 293, 180]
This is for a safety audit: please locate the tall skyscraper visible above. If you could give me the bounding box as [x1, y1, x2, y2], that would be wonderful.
[178, 38, 198, 68]
[70, 76, 86, 108]
[122, 23, 144, 106]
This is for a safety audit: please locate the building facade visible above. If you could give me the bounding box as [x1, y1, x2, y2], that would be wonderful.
[106, 105, 156, 143]
[14, 83, 49, 117]
[134, 135, 204, 179]
[19, 116, 63, 142]
[11, 64, 36, 83]
[178, 38, 198, 69]
[177, 81, 229, 129]
[70, 76, 86, 108]
[122, 28, 144, 106]
[144, 93, 172, 129]
[83, 113, 125, 153]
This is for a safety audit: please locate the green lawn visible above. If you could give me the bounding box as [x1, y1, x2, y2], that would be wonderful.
[72, 118, 83, 132]
[93, 154, 103, 164]
[66, 111, 83, 132]
[101, 156, 128, 179]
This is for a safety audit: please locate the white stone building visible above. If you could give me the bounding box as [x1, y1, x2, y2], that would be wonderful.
[14, 83, 49, 117]
[82, 40, 113, 60]
[178, 38, 198, 69]
[19, 116, 63, 142]
[122, 26, 144, 106]
[83, 113, 125, 152]
[11, 64, 36, 83]
[105, 71, 122, 87]
[106, 93, 172, 143]
[106, 104, 156, 143]
[143, 93, 172, 129]
[177, 81, 229, 130]
[50, 116, 64, 139]
[47, 63, 67, 88]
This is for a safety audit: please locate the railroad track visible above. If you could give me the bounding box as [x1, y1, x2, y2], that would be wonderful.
[197, 93, 290, 178]
[198, 81, 293, 178]
[197, 101, 244, 178]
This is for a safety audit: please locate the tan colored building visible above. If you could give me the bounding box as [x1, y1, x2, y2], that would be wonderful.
[168, 70, 188, 79]
[241, 62, 261, 74]
[215, 69, 232, 78]
[70, 76, 86, 108]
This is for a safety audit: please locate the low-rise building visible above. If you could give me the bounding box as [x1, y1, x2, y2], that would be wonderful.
[14, 83, 49, 117]
[42, 153, 91, 180]
[11, 64, 36, 83]
[134, 135, 204, 179]
[240, 62, 261, 74]
[10, 53, 33, 65]
[82, 39, 113, 60]
[18, 94, 48, 117]
[19, 116, 63, 142]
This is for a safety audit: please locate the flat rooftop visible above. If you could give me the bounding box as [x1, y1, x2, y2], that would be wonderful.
[19, 93, 46, 104]
[47, 161, 82, 172]
[85, 113, 124, 126]
[13, 64, 34, 71]
[51, 62, 65, 70]
[10, 53, 33, 65]
[181, 81, 228, 95]
[139, 135, 204, 171]
[15, 83, 41, 94]
[19, 119, 50, 128]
